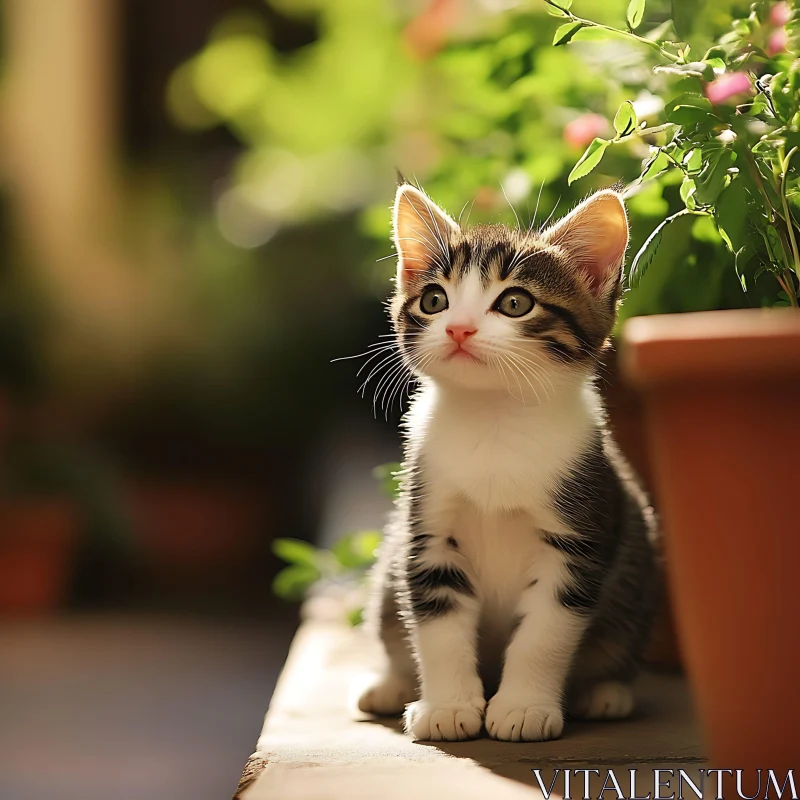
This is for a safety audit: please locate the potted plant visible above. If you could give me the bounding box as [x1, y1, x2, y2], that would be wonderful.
[550, 0, 800, 778]
[622, 310, 800, 781]
[0, 402, 79, 613]
[0, 393, 137, 614]
[0, 495, 78, 614]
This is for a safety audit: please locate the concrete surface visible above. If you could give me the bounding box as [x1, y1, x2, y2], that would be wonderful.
[0, 615, 295, 800]
[237, 621, 706, 800]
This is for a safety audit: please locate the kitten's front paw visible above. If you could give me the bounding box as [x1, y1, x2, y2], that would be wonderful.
[404, 698, 485, 741]
[357, 673, 417, 716]
[485, 694, 564, 742]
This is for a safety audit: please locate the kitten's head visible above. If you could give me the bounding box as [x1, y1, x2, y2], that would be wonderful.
[390, 184, 628, 394]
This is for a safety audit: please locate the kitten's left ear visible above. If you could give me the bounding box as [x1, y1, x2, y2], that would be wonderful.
[393, 185, 459, 284]
[541, 190, 629, 299]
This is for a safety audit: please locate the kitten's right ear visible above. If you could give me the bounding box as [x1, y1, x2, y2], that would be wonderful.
[540, 189, 628, 300]
[393, 185, 458, 284]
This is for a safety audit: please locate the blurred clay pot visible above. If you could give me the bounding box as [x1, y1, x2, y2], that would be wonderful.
[0, 499, 78, 613]
[128, 480, 267, 571]
[622, 309, 800, 774]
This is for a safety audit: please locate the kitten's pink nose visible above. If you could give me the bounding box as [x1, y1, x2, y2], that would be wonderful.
[446, 325, 477, 345]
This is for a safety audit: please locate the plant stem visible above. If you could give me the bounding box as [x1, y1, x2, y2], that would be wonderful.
[562, 13, 682, 63]
[779, 146, 800, 291]
[659, 147, 690, 177]
[742, 146, 778, 218]
[776, 272, 799, 307]
[640, 123, 677, 137]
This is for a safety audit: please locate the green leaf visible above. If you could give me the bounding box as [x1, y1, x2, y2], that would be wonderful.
[703, 46, 727, 62]
[680, 177, 697, 209]
[654, 62, 713, 79]
[731, 19, 751, 36]
[613, 101, 637, 137]
[629, 209, 694, 287]
[543, 0, 572, 15]
[273, 564, 321, 601]
[347, 607, 365, 627]
[664, 93, 714, 126]
[764, 225, 784, 265]
[626, 0, 645, 30]
[733, 246, 753, 293]
[684, 148, 703, 173]
[273, 538, 320, 568]
[568, 138, 609, 184]
[771, 72, 796, 122]
[694, 149, 734, 205]
[744, 95, 768, 116]
[714, 176, 750, 255]
[332, 530, 382, 569]
[641, 149, 670, 180]
[553, 21, 583, 46]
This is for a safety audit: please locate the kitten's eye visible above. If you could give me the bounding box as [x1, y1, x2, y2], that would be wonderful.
[419, 285, 449, 315]
[494, 288, 535, 318]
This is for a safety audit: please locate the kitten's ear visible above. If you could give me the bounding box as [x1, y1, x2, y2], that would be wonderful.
[541, 190, 628, 299]
[393, 185, 458, 283]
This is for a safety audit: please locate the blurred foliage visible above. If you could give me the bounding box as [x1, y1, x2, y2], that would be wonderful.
[170, 0, 798, 320]
[168, 1, 414, 230]
[272, 461, 400, 613]
[272, 529, 381, 600]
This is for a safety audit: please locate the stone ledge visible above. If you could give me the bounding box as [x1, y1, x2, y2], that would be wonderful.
[236, 621, 704, 799]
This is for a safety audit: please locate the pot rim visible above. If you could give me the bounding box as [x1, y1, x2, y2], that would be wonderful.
[621, 309, 800, 387]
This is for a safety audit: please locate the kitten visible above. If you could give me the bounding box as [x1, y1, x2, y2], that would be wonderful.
[357, 184, 658, 742]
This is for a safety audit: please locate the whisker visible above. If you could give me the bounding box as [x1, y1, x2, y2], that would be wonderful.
[358, 350, 403, 391]
[530, 181, 545, 234]
[464, 198, 476, 228]
[331, 342, 397, 363]
[374, 359, 409, 417]
[539, 196, 562, 232]
[500, 181, 522, 232]
[504, 351, 544, 403]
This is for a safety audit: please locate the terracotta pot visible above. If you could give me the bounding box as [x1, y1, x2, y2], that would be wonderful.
[622, 309, 800, 776]
[0, 499, 78, 613]
[127, 481, 268, 570]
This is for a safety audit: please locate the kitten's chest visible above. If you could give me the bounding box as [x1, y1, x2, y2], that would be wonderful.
[454, 505, 568, 690]
[421, 394, 592, 515]
[455, 506, 546, 599]
[434, 419, 542, 510]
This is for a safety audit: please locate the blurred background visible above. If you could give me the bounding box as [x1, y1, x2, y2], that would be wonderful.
[0, 1, 756, 798]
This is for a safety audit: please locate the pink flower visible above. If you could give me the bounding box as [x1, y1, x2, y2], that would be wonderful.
[767, 27, 789, 56]
[770, 1, 792, 27]
[403, 0, 461, 60]
[705, 72, 752, 105]
[563, 113, 608, 148]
